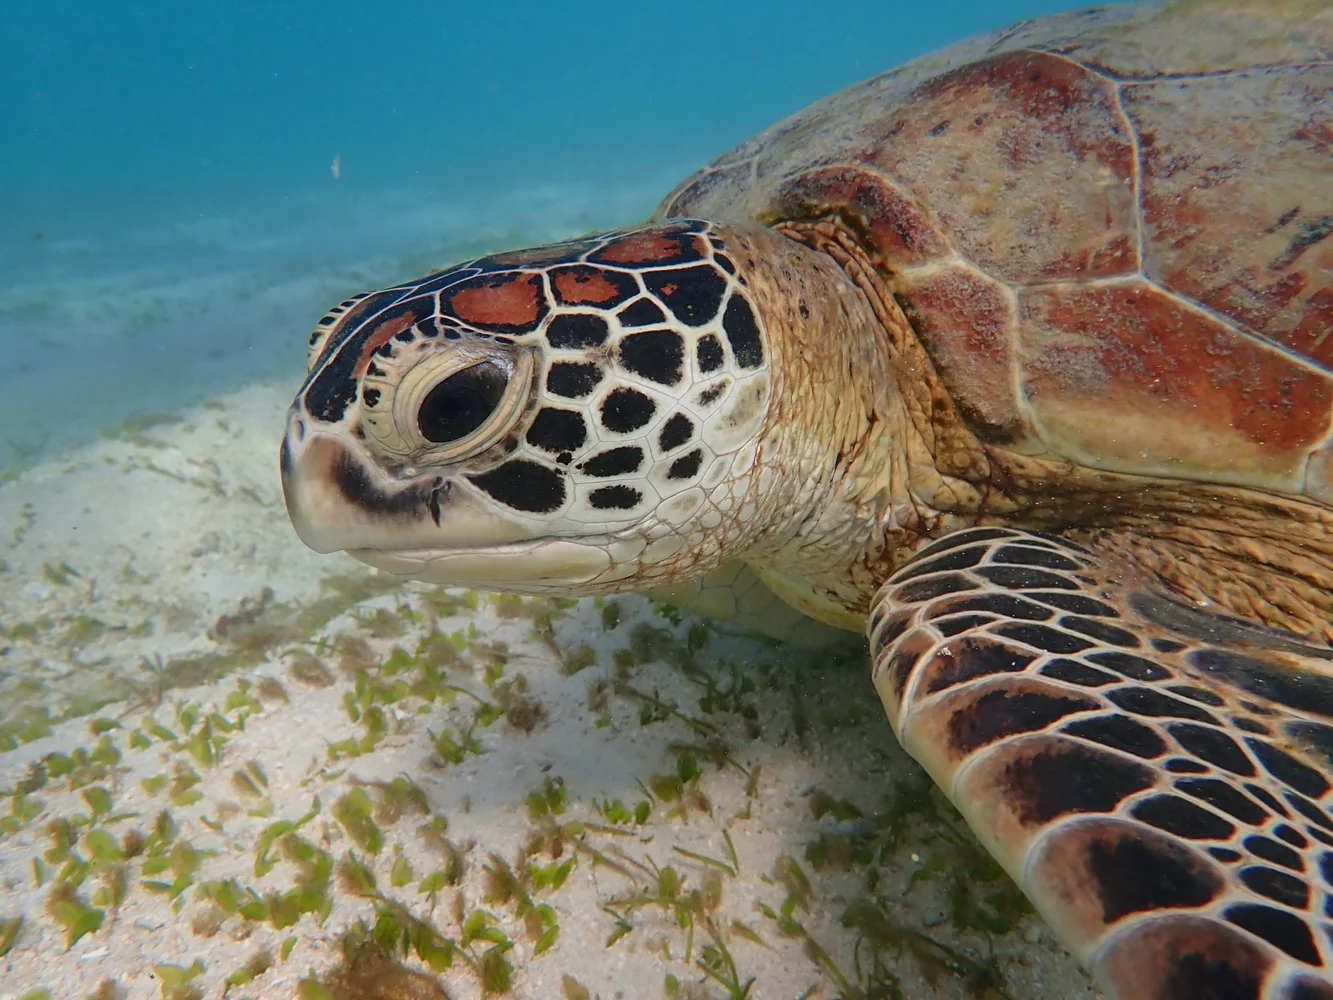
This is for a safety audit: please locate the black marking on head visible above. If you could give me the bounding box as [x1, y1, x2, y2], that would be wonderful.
[721, 294, 764, 368]
[697, 382, 728, 406]
[994, 545, 1083, 570]
[1245, 835, 1304, 871]
[1311, 827, 1333, 848]
[526, 407, 588, 453]
[468, 459, 566, 513]
[975, 565, 1080, 590]
[1166, 758, 1209, 773]
[1289, 721, 1333, 771]
[1030, 592, 1119, 616]
[921, 637, 1034, 694]
[619, 330, 685, 386]
[894, 544, 988, 582]
[667, 449, 703, 480]
[1168, 724, 1256, 777]
[600, 388, 656, 432]
[696, 334, 724, 373]
[947, 688, 1097, 755]
[642, 265, 727, 326]
[303, 294, 424, 422]
[546, 362, 604, 398]
[658, 413, 693, 451]
[579, 446, 643, 477]
[331, 448, 433, 517]
[588, 485, 643, 510]
[1084, 833, 1225, 923]
[1108, 687, 1222, 724]
[362, 387, 382, 408]
[1247, 738, 1330, 798]
[1225, 904, 1321, 964]
[1006, 743, 1155, 824]
[1176, 779, 1269, 824]
[1058, 616, 1140, 648]
[1153, 637, 1188, 654]
[426, 480, 445, 526]
[714, 253, 736, 275]
[1041, 658, 1120, 687]
[618, 297, 667, 327]
[1086, 650, 1170, 681]
[1063, 714, 1168, 758]
[1168, 685, 1226, 707]
[992, 623, 1094, 655]
[546, 313, 610, 349]
[1276, 825, 1309, 849]
[1210, 846, 1243, 863]
[893, 573, 980, 603]
[929, 593, 1053, 622]
[1131, 794, 1237, 840]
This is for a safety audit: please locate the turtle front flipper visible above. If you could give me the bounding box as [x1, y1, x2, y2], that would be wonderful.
[867, 526, 1333, 1000]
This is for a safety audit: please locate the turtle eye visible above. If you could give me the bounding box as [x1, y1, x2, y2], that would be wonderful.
[417, 362, 509, 444]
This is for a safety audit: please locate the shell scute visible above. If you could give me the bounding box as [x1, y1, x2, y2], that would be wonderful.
[1125, 67, 1333, 368]
[656, 1, 1333, 501]
[1020, 280, 1333, 489]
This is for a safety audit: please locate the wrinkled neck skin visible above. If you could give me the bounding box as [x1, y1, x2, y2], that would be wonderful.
[726, 222, 1333, 643]
[717, 222, 987, 624]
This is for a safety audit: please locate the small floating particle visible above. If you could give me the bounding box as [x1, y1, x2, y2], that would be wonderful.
[330, 153, 341, 180]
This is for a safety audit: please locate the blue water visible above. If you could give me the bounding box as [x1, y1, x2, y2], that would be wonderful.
[0, 0, 1088, 456]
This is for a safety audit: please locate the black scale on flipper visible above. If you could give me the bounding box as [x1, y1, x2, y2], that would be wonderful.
[867, 527, 1333, 995]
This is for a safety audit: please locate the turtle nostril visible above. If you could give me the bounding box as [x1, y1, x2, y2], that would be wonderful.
[417, 361, 509, 444]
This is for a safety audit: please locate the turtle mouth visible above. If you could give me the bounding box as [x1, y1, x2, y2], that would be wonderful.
[346, 534, 617, 591]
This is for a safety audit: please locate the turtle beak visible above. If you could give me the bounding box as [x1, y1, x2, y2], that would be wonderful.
[279, 409, 452, 555]
[278, 409, 615, 588]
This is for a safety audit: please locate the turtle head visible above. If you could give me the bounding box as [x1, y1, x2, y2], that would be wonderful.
[281, 221, 784, 595]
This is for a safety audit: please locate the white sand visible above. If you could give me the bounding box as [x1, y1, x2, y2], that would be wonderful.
[0, 388, 1102, 1000]
[0, 189, 1100, 1000]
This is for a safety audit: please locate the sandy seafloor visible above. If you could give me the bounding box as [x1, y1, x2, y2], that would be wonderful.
[0, 181, 1102, 1000]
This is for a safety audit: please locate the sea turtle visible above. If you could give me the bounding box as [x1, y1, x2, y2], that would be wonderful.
[280, 1, 1333, 995]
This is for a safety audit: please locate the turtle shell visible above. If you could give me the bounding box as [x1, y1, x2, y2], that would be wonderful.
[657, 1, 1333, 502]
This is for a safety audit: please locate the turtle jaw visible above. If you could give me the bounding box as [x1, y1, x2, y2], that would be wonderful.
[280, 417, 625, 593]
[345, 538, 615, 591]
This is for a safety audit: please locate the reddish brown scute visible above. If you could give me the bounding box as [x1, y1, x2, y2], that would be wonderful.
[656, 0, 1333, 501]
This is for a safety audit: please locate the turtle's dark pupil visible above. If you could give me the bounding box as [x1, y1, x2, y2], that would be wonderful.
[417, 362, 508, 444]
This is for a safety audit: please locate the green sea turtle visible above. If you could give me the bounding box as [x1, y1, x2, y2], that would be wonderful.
[280, 1, 1333, 995]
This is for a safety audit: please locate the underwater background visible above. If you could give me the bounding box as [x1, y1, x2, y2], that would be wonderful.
[0, 1, 1112, 998]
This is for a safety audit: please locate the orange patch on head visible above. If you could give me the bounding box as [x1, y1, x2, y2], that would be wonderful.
[550, 267, 634, 306]
[1020, 280, 1333, 488]
[597, 232, 691, 265]
[355, 311, 420, 376]
[446, 274, 543, 330]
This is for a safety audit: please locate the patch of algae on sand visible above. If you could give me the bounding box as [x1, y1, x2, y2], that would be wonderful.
[0, 579, 1056, 1000]
[0, 571, 405, 750]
